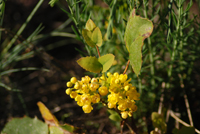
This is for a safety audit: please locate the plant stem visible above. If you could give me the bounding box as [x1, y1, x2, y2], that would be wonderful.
[166, 0, 180, 89]
[170, 110, 200, 133]
[167, 0, 173, 42]
[66, 0, 80, 33]
[123, 60, 130, 74]
[143, 0, 155, 88]
[0, 0, 6, 43]
[184, 94, 193, 126]
[96, 46, 101, 57]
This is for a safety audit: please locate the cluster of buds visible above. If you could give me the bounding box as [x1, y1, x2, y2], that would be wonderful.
[66, 72, 140, 119]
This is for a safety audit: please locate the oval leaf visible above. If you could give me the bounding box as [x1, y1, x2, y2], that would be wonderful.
[98, 54, 115, 73]
[92, 27, 103, 47]
[124, 9, 153, 76]
[77, 56, 103, 73]
[85, 19, 96, 31]
[109, 113, 122, 122]
[82, 29, 96, 47]
[2, 116, 48, 134]
[124, 9, 153, 52]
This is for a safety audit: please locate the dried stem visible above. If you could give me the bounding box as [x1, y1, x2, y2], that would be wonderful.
[124, 120, 136, 134]
[184, 94, 193, 126]
[158, 82, 165, 114]
[123, 60, 130, 74]
[120, 120, 125, 134]
[170, 110, 200, 134]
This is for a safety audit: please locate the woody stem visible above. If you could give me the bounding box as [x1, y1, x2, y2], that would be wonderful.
[96, 46, 101, 57]
[123, 60, 130, 74]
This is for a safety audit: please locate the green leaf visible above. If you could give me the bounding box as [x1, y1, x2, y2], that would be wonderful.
[77, 56, 103, 73]
[98, 54, 115, 72]
[0, 82, 21, 92]
[109, 113, 122, 122]
[82, 19, 103, 47]
[92, 27, 103, 47]
[49, 125, 74, 134]
[49, 0, 59, 7]
[0, 67, 49, 76]
[129, 36, 143, 76]
[2, 116, 48, 134]
[49, 126, 64, 134]
[108, 109, 122, 122]
[151, 112, 167, 133]
[124, 9, 153, 76]
[60, 124, 74, 132]
[82, 29, 96, 47]
[85, 19, 96, 31]
[172, 126, 195, 134]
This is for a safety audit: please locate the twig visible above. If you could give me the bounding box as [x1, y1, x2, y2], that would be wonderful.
[184, 94, 193, 126]
[170, 110, 200, 134]
[96, 46, 101, 57]
[124, 120, 136, 134]
[123, 60, 130, 74]
[121, 120, 125, 134]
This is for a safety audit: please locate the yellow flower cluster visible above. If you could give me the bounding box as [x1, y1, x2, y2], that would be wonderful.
[66, 72, 140, 119]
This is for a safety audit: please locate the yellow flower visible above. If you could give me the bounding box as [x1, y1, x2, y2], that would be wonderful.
[82, 104, 93, 113]
[66, 72, 140, 116]
[70, 77, 77, 84]
[98, 86, 108, 96]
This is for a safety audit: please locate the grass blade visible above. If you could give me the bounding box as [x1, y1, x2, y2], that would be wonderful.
[0, 67, 49, 76]
[1, 0, 44, 55]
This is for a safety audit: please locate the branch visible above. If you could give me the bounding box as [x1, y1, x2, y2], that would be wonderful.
[170, 110, 200, 134]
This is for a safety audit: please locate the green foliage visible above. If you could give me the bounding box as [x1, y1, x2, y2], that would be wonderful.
[0, 0, 49, 93]
[82, 19, 103, 47]
[82, 29, 96, 47]
[2, 117, 48, 134]
[49, 0, 59, 7]
[2, 102, 82, 134]
[77, 54, 115, 73]
[91, 27, 102, 47]
[124, 9, 153, 53]
[98, 54, 115, 73]
[77, 56, 103, 73]
[107, 109, 122, 122]
[85, 19, 96, 31]
[124, 9, 153, 76]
